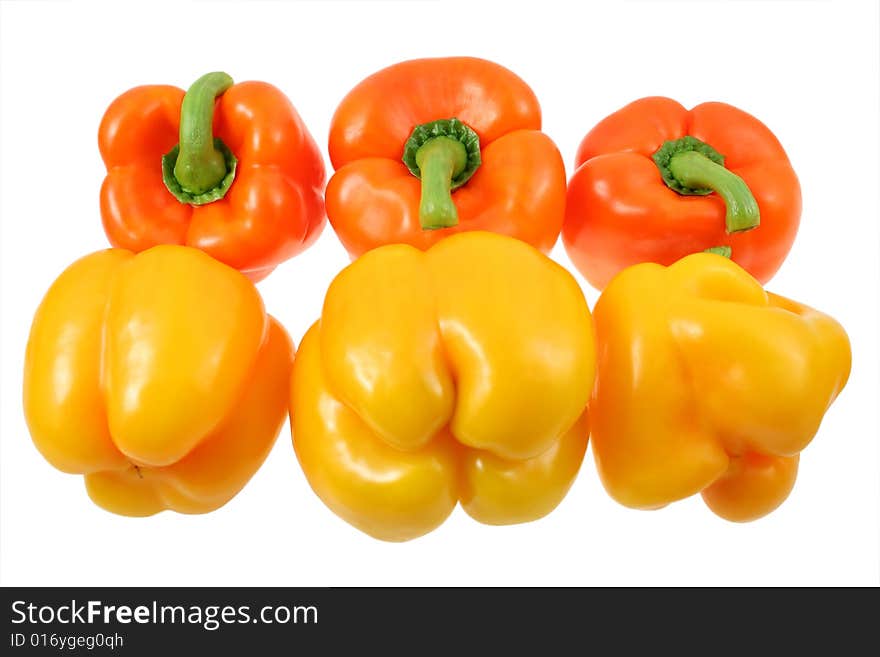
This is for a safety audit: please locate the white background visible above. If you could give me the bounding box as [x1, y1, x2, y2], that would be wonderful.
[1, 0, 878, 586]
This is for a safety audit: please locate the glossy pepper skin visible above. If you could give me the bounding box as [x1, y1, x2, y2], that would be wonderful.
[99, 73, 326, 282]
[326, 57, 567, 257]
[291, 232, 594, 541]
[564, 97, 801, 290]
[591, 253, 850, 521]
[23, 245, 293, 516]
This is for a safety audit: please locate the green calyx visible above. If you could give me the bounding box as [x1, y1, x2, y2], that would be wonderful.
[162, 139, 236, 205]
[162, 72, 237, 206]
[653, 136, 724, 195]
[402, 118, 481, 230]
[652, 136, 760, 234]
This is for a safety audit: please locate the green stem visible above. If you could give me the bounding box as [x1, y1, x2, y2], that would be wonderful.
[415, 137, 467, 230]
[401, 118, 482, 231]
[652, 136, 760, 234]
[669, 151, 760, 233]
[704, 245, 732, 258]
[174, 72, 232, 193]
[161, 72, 238, 205]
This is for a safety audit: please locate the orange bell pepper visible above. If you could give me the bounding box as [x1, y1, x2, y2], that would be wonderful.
[326, 57, 567, 257]
[23, 245, 293, 516]
[563, 97, 801, 290]
[590, 253, 850, 521]
[99, 72, 326, 282]
[291, 232, 594, 541]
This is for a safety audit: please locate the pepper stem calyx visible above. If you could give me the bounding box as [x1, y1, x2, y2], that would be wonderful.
[653, 136, 760, 234]
[162, 72, 237, 206]
[402, 118, 481, 230]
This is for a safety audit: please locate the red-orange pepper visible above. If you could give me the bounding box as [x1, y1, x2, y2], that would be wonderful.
[326, 57, 567, 257]
[563, 97, 801, 290]
[99, 72, 326, 282]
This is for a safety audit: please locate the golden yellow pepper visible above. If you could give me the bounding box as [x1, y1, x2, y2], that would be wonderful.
[23, 245, 293, 516]
[590, 253, 851, 521]
[291, 231, 595, 541]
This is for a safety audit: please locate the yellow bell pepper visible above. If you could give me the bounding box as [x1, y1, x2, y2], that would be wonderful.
[23, 245, 293, 516]
[291, 231, 595, 541]
[591, 252, 851, 521]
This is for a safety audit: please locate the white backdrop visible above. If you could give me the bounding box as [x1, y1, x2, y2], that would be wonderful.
[1, 0, 877, 586]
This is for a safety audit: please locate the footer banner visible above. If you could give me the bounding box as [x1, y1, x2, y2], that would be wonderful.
[1, 587, 874, 653]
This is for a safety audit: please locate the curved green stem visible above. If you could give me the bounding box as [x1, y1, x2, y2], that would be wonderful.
[669, 151, 760, 233]
[653, 136, 760, 234]
[415, 137, 467, 230]
[162, 72, 237, 205]
[174, 72, 232, 193]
